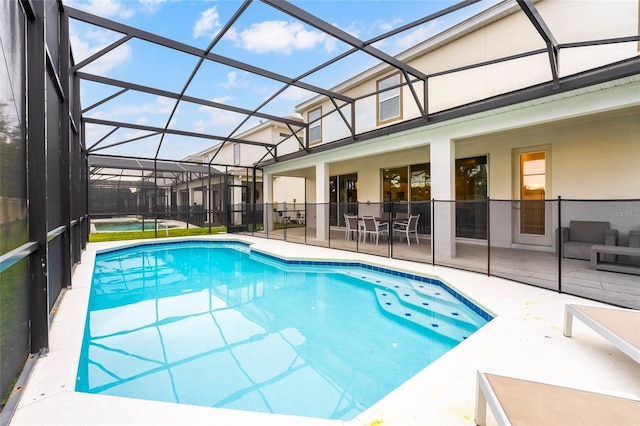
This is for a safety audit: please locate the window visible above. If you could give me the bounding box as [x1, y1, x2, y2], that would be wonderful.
[382, 164, 429, 233]
[203, 155, 209, 163]
[410, 163, 431, 201]
[456, 156, 488, 200]
[377, 73, 402, 124]
[383, 167, 408, 202]
[329, 173, 358, 226]
[308, 107, 321, 144]
[233, 143, 240, 165]
[455, 156, 488, 239]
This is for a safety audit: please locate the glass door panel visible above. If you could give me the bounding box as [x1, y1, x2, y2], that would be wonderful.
[330, 174, 357, 227]
[520, 152, 546, 235]
[513, 147, 551, 246]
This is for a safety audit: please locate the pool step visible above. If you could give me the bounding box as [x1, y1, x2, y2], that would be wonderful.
[373, 287, 480, 333]
[383, 286, 483, 331]
[343, 270, 483, 330]
[374, 289, 472, 343]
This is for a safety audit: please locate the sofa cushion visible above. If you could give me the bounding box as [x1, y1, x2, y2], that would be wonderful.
[564, 241, 593, 261]
[569, 221, 609, 243]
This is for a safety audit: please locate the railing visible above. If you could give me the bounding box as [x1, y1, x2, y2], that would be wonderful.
[235, 199, 640, 310]
[88, 199, 640, 309]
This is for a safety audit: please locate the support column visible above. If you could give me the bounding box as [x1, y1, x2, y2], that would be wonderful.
[430, 138, 456, 258]
[315, 162, 329, 241]
[27, 0, 49, 354]
[60, 6, 72, 289]
[263, 170, 273, 231]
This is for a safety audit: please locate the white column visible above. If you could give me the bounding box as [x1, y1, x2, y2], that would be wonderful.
[263, 171, 273, 231]
[315, 162, 329, 240]
[233, 176, 242, 225]
[430, 138, 456, 258]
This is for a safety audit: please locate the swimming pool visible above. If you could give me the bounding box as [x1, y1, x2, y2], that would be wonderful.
[77, 241, 491, 421]
[93, 220, 171, 232]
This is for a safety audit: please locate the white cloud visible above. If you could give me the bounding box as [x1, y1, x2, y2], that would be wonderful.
[70, 28, 132, 74]
[212, 96, 233, 104]
[195, 101, 245, 133]
[218, 71, 251, 90]
[65, 0, 134, 18]
[193, 6, 221, 38]
[139, 0, 168, 13]
[374, 18, 402, 33]
[89, 96, 174, 121]
[280, 86, 314, 101]
[221, 71, 238, 89]
[122, 129, 152, 140]
[394, 22, 440, 50]
[230, 21, 334, 55]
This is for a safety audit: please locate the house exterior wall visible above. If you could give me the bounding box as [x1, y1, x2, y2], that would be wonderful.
[293, 0, 640, 146]
[272, 176, 305, 205]
[190, 120, 303, 169]
[272, 77, 640, 197]
[457, 108, 640, 201]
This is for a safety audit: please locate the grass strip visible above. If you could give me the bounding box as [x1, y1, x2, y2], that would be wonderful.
[89, 226, 226, 242]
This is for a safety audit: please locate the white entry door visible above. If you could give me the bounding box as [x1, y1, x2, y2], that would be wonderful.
[512, 146, 552, 246]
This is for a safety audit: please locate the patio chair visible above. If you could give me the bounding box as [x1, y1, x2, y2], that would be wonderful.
[361, 216, 388, 245]
[475, 370, 640, 426]
[393, 214, 420, 246]
[563, 303, 640, 363]
[379, 211, 392, 222]
[294, 211, 305, 224]
[344, 214, 360, 241]
[395, 212, 409, 221]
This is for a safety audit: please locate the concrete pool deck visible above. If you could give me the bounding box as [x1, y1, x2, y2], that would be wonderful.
[8, 235, 640, 426]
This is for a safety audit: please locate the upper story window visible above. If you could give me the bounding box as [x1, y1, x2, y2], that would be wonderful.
[377, 73, 402, 124]
[233, 143, 240, 165]
[308, 107, 322, 144]
[203, 155, 209, 163]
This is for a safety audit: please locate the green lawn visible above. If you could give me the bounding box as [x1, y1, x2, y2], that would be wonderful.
[89, 226, 227, 242]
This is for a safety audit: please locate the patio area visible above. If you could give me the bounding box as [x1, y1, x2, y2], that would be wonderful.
[8, 235, 639, 425]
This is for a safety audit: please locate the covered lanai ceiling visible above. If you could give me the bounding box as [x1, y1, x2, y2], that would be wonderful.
[69, 0, 640, 171]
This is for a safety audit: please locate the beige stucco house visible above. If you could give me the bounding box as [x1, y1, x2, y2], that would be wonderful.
[257, 0, 640, 256]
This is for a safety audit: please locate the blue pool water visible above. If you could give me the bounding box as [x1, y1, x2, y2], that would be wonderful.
[94, 221, 170, 232]
[77, 241, 491, 420]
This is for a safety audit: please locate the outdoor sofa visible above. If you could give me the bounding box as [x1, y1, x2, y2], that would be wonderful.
[560, 220, 618, 261]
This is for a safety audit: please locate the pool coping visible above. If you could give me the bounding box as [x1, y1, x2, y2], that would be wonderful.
[8, 235, 640, 425]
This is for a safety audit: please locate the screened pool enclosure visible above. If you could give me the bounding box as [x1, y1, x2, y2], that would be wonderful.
[1, 0, 639, 417]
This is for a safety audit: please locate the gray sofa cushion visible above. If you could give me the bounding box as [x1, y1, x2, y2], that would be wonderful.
[564, 242, 594, 261]
[569, 221, 609, 243]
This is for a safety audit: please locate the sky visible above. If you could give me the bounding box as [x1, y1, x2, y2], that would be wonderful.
[65, 0, 498, 162]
